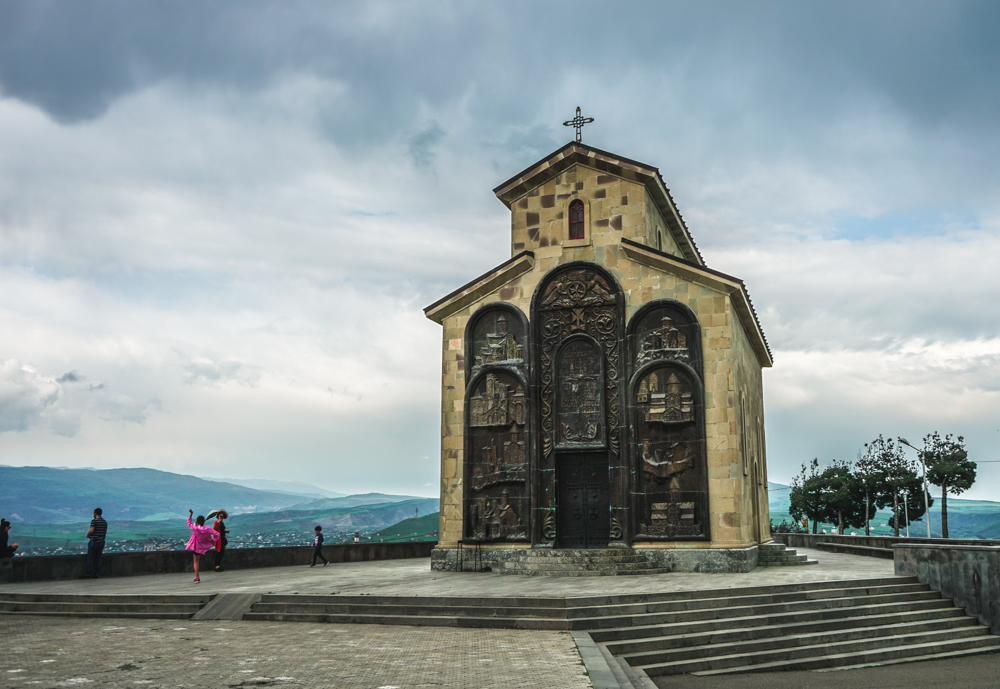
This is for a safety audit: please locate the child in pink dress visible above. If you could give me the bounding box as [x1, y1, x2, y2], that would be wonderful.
[186, 509, 219, 583]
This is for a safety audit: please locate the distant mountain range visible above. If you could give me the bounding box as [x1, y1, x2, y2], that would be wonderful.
[199, 476, 345, 500]
[0, 466, 428, 524]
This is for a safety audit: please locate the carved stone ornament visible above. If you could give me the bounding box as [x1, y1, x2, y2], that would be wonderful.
[467, 307, 527, 376]
[639, 500, 702, 538]
[609, 516, 623, 540]
[464, 368, 529, 543]
[630, 358, 708, 541]
[629, 303, 701, 375]
[470, 489, 526, 541]
[469, 374, 526, 428]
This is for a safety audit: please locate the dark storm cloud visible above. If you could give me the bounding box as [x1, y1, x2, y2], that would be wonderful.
[4, 1, 1000, 141]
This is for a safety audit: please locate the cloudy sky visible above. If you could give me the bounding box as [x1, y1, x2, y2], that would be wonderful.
[1, 1, 999, 500]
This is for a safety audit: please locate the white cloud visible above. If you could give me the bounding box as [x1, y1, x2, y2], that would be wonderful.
[0, 360, 61, 433]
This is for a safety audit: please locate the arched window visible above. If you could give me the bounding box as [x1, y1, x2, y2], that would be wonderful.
[568, 199, 585, 240]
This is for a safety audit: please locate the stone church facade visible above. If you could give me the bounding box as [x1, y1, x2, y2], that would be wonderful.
[424, 142, 772, 572]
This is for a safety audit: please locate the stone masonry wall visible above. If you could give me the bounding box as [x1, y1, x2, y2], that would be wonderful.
[731, 309, 770, 543]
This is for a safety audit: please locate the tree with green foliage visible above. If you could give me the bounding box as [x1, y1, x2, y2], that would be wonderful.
[854, 444, 886, 536]
[859, 435, 931, 537]
[817, 460, 872, 534]
[921, 432, 975, 539]
[789, 459, 826, 533]
[877, 438, 930, 536]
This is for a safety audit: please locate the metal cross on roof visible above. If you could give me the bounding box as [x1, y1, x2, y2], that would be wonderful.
[563, 107, 594, 143]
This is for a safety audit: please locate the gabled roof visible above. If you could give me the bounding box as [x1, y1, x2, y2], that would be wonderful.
[493, 142, 704, 265]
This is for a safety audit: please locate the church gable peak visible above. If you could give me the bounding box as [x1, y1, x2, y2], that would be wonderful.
[494, 142, 703, 265]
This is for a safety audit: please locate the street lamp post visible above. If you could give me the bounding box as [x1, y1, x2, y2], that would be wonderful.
[899, 437, 933, 539]
[902, 489, 910, 538]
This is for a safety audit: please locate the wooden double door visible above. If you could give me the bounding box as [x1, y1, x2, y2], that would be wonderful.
[556, 452, 611, 549]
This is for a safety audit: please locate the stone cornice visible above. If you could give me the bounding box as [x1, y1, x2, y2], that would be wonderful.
[423, 251, 535, 324]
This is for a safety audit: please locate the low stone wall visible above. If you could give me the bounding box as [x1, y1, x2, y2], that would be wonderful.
[772, 533, 998, 550]
[894, 543, 1000, 635]
[0, 541, 436, 584]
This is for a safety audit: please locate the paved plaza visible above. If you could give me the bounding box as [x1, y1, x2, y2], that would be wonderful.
[2, 548, 998, 688]
[0, 547, 893, 598]
[1, 615, 589, 688]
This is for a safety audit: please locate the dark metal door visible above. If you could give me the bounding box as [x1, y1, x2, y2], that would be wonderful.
[556, 453, 611, 549]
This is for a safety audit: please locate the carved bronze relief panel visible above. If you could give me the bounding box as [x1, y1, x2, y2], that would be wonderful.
[627, 301, 702, 374]
[555, 338, 604, 448]
[464, 370, 529, 541]
[632, 365, 708, 539]
[463, 304, 530, 543]
[467, 306, 526, 376]
[533, 263, 625, 545]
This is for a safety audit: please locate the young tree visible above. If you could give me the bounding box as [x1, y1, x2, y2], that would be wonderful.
[856, 437, 891, 536]
[922, 432, 976, 539]
[859, 435, 932, 537]
[885, 471, 929, 535]
[818, 460, 872, 534]
[789, 458, 826, 534]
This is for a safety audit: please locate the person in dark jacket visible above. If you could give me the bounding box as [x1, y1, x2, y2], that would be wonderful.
[83, 508, 107, 579]
[212, 510, 229, 572]
[0, 519, 18, 558]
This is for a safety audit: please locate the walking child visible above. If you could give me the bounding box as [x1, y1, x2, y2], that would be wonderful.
[186, 509, 219, 583]
[311, 525, 327, 567]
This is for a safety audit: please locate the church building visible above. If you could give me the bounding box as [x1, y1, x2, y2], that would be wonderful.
[424, 136, 772, 573]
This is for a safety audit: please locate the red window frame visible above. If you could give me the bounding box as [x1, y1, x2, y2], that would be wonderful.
[568, 199, 585, 240]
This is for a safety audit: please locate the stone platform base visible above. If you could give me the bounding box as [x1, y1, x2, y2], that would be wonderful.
[432, 544, 760, 574]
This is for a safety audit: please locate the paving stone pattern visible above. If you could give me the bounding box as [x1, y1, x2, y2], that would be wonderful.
[1, 616, 591, 688]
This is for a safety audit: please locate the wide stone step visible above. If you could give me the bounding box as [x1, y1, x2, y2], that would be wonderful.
[603, 608, 974, 654]
[0, 610, 198, 620]
[687, 634, 1000, 675]
[242, 611, 570, 630]
[621, 618, 984, 667]
[563, 582, 931, 619]
[502, 562, 663, 573]
[500, 567, 671, 577]
[816, 644, 1000, 671]
[568, 591, 945, 630]
[641, 626, 997, 676]
[577, 597, 954, 633]
[258, 594, 567, 609]
[561, 576, 918, 608]
[0, 601, 204, 614]
[503, 557, 655, 567]
[250, 602, 567, 618]
[0, 593, 211, 605]
[517, 549, 650, 558]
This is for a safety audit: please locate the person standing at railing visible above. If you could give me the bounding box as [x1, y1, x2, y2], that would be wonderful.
[0, 519, 18, 558]
[186, 510, 219, 583]
[83, 508, 107, 579]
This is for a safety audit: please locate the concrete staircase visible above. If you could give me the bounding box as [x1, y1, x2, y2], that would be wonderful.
[245, 576, 1000, 673]
[757, 542, 818, 566]
[593, 577, 1000, 675]
[498, 548, 669, 576]
[0, 592, 212, 619]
